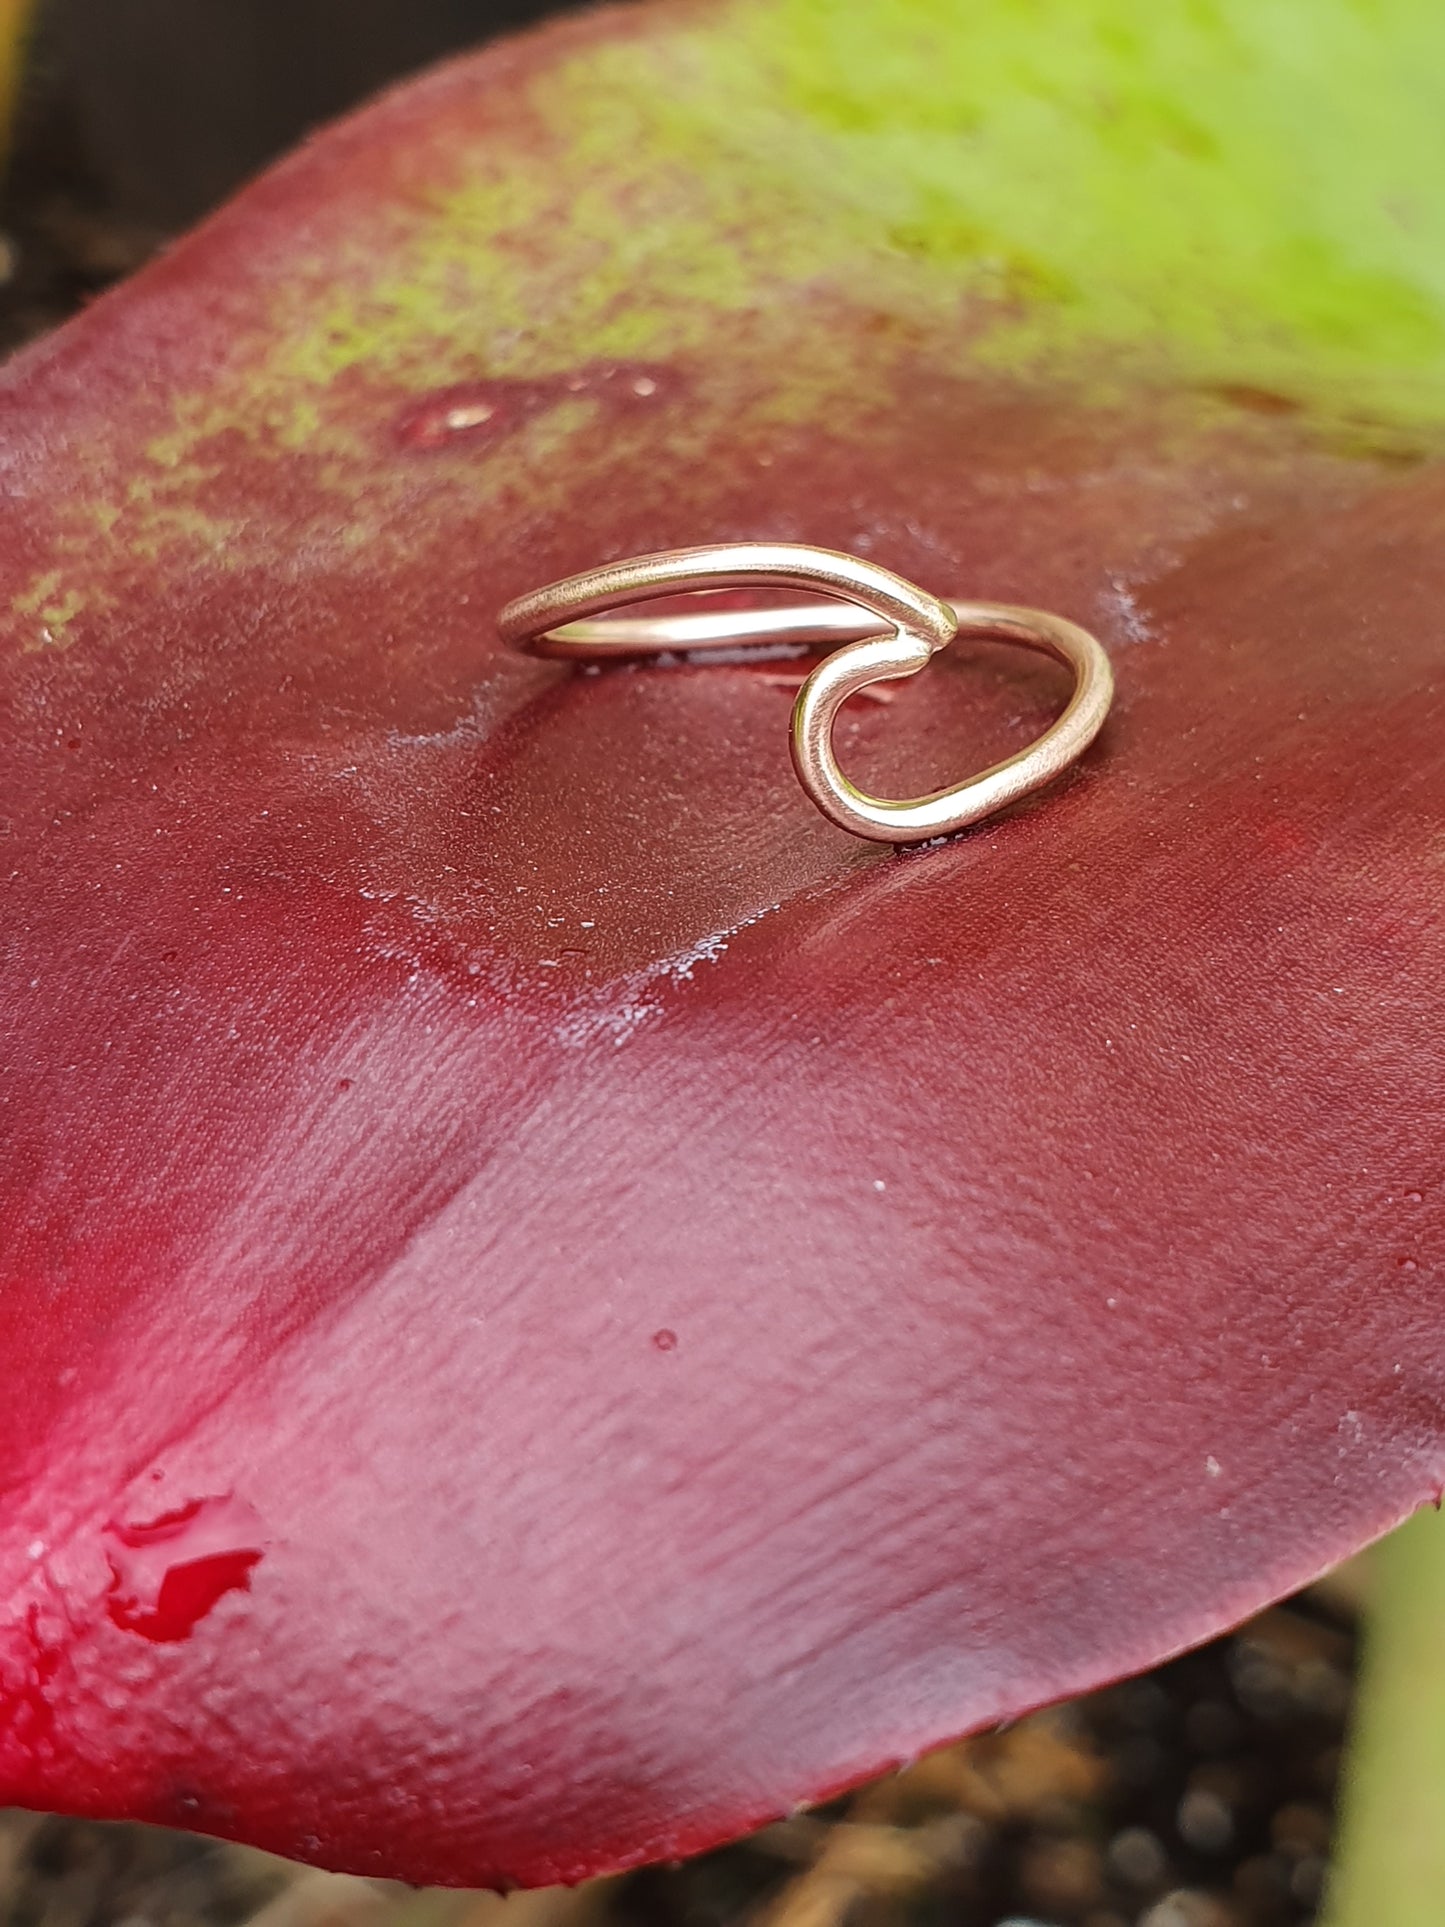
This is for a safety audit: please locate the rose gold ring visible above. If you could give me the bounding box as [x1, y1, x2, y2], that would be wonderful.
[499, 543, 1114, 845]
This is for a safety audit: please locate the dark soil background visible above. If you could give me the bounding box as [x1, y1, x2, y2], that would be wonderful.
[0, 6, 1365, 1924]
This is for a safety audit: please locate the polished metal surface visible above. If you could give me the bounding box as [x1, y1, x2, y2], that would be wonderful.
[500, 543, 1114, 844]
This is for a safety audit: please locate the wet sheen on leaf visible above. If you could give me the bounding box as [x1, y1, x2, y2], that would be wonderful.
[0, 0, 1443, 1892]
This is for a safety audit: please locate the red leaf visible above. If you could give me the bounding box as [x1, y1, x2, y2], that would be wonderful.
[2, 0, 1444, 1890]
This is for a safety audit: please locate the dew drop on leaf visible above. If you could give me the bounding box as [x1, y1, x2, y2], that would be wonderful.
[103, 1495, 266, 1643]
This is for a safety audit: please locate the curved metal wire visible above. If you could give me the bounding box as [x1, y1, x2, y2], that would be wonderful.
[499, 543, 1114, 845]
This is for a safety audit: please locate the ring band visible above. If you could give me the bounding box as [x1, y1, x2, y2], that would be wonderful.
[499, 543, 1114, 845]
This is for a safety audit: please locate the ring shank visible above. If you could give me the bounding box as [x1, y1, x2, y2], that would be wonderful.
[517, 594, 899, 659]
[499, 544, 955, 660]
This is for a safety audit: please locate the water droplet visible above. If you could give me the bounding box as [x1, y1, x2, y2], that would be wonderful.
[393, 362, 673, 455]
[652, 1329, 678, 1353]
[445, 402, 495, 432]
[1399, 1256, 1420, 1271]
[1405, 1190, 1425, 1204]
[104, 1495, 266, 1643]
[394, 383, 518, 450]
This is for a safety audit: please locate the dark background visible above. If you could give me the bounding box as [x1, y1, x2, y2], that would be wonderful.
[0, 0, 584, 349]
[27, 0, 581, 224]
